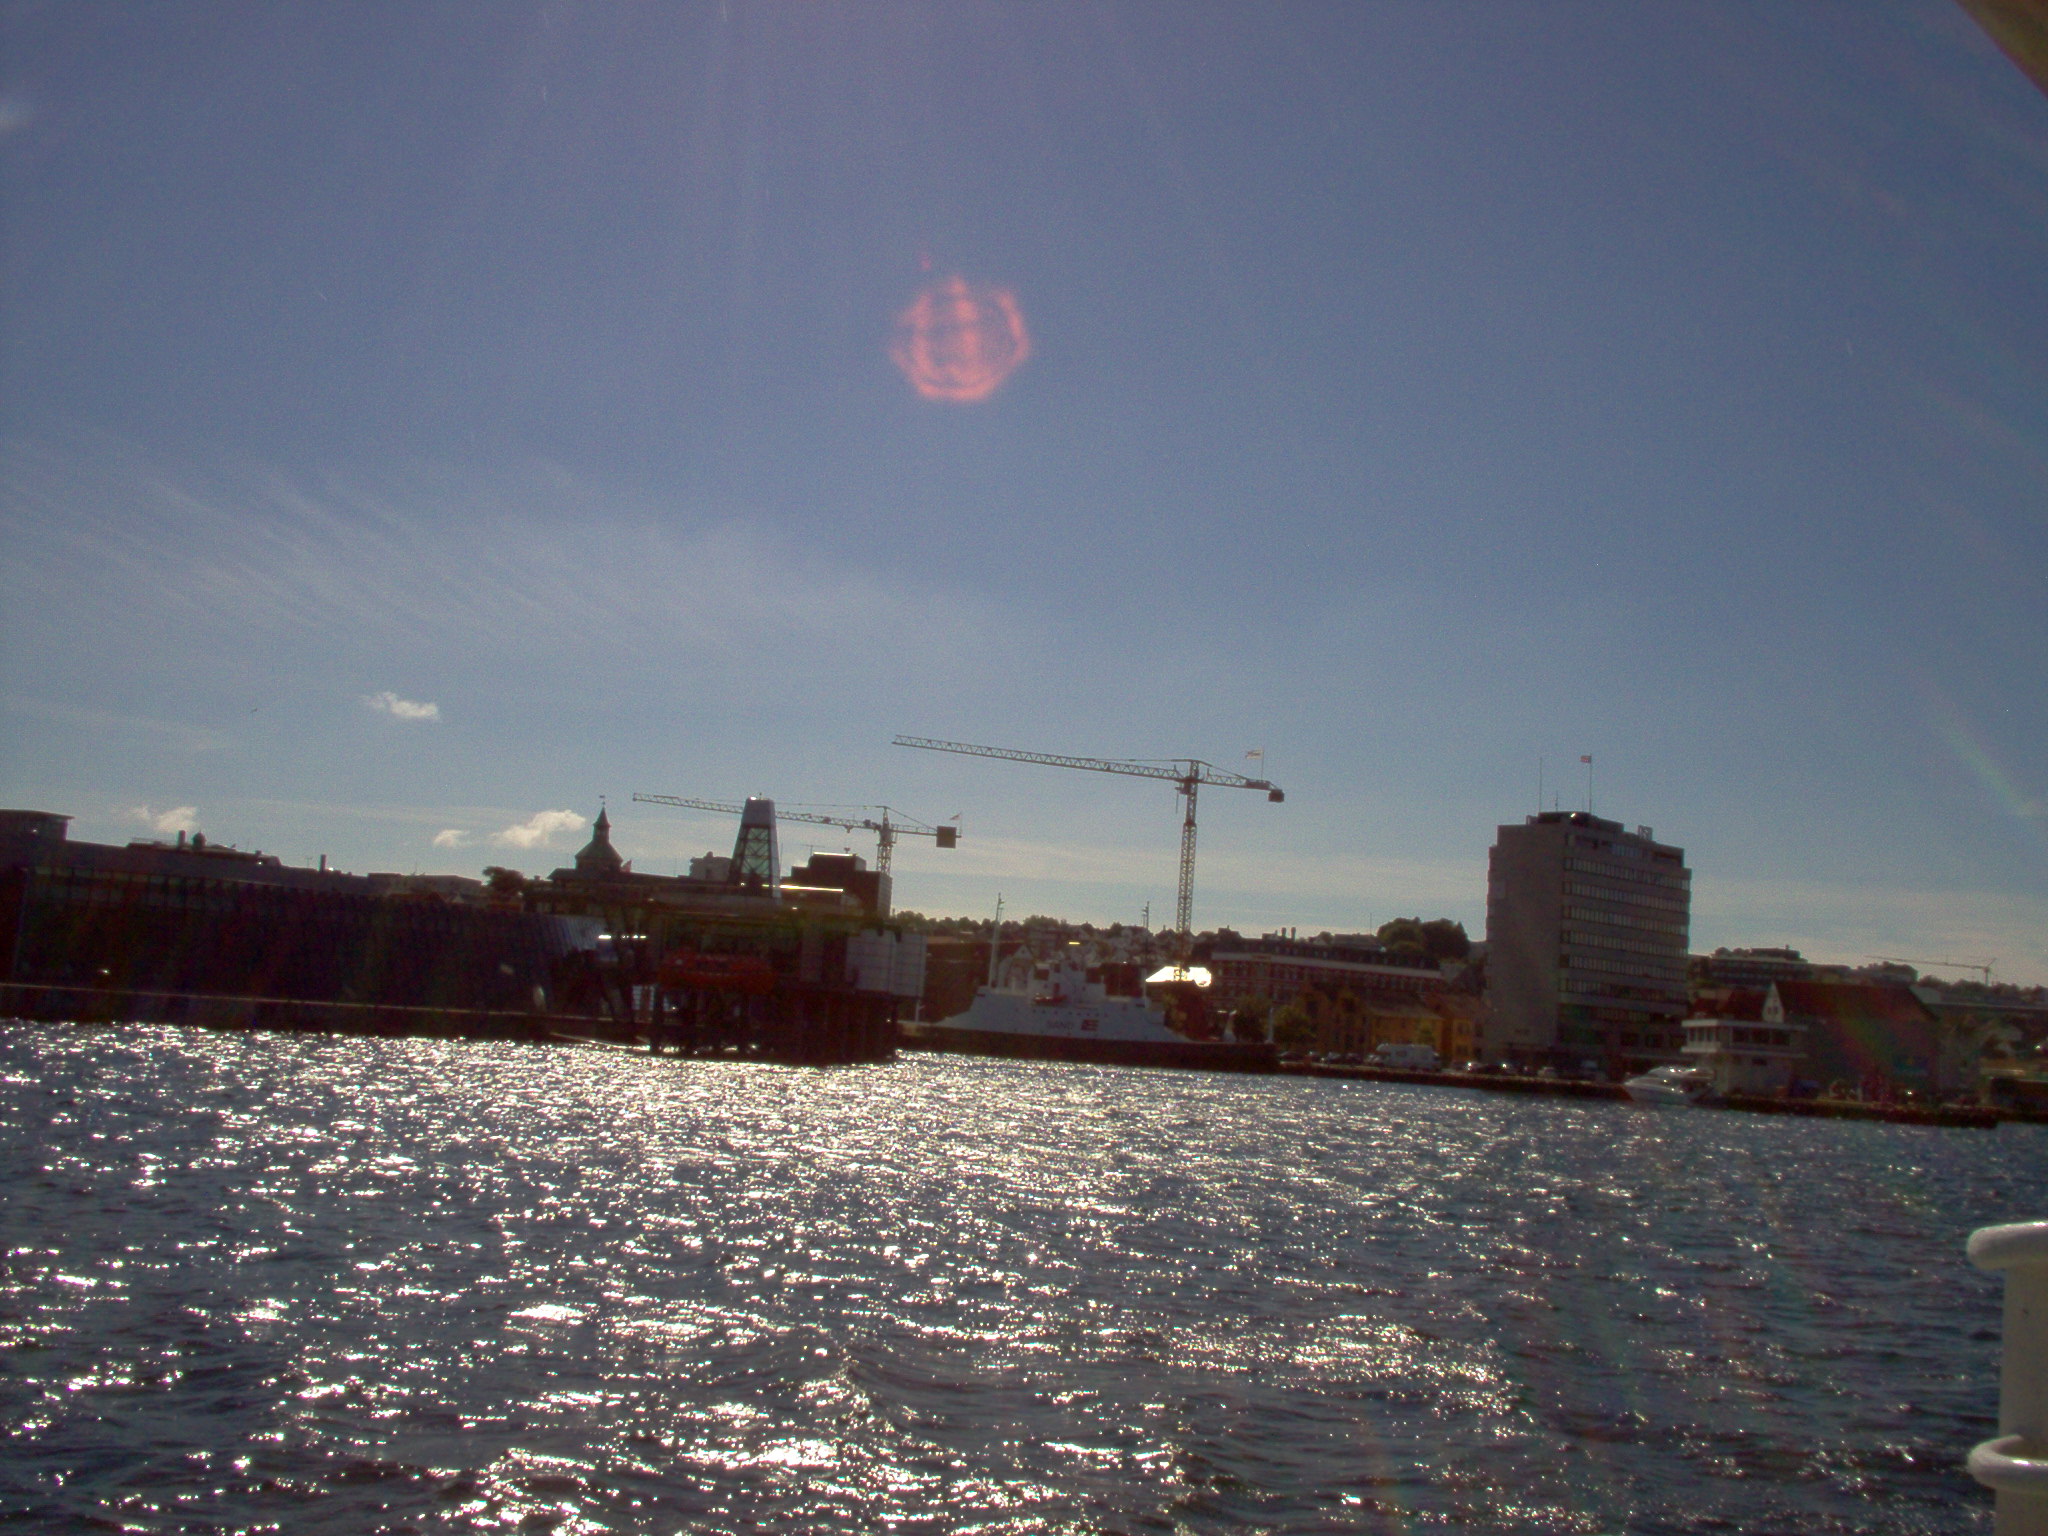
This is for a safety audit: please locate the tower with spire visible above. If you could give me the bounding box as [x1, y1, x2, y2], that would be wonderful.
[571, 802, 626, 880]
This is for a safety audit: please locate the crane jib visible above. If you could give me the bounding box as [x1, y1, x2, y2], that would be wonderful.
[890, 737, 1280, 796]
[630, 792, 957, 875]
[890, 735, 1284, 941]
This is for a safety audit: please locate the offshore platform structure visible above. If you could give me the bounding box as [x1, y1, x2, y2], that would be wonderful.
[526, 796, 932, 1064]
[891, 736, 1283, 947]
[630, 794, 957, 875]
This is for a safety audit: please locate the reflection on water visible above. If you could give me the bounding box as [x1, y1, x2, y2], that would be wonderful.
[0, 1024, 2034, 1533]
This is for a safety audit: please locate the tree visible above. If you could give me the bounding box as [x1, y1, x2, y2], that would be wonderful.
[1271, 999, 1316, 1053]
[1419, 918, 1471, 962]
[1377, 917, 1430, 963]
[1376, 916, 1470, 964]
[482, 866, 528, 897]
[1230, 995, 1271, 1044]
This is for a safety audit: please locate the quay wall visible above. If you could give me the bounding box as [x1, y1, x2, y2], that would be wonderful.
[1280, 1060, 2016, 1127]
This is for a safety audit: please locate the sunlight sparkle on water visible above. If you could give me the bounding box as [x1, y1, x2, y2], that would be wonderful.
[0, 1025, 2037, 1532]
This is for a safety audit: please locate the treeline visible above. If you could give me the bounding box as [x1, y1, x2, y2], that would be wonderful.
[891, 910, 1473, 964]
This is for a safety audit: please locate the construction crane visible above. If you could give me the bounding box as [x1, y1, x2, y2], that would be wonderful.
[1872, 955, 1996, 985]
[629, 794, 956, 875]
[892, 735, 1283, 943]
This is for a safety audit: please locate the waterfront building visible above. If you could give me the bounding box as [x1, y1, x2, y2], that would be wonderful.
[1682, 986, 1808, 1096]
[1, 809, 362, 895]
[1209, 934, 1431, 1009]
[1690, 946, 1816, 989]
[1772, 977, 1948, 1098]
[365, 872, 488, 902]
[784, 852, 891, 919]
[1484, 811, 1691, 1070]
[0, 809, 578, 1015]
[1682, 979, 1953, 1100]
[1207, 934, 1472, 1059]
[1912, 985, 2048, 1091]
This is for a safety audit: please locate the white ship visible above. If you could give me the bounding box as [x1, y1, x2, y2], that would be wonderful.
[905, 946, 1275, 1072]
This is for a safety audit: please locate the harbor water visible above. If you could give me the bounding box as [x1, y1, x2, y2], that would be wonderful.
[2, 1023, 2040, 1534]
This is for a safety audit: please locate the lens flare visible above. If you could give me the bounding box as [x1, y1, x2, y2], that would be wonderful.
[890, 275, 1031, 403]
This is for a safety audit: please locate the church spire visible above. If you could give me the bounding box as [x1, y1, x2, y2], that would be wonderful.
[573, 801, 624, 878]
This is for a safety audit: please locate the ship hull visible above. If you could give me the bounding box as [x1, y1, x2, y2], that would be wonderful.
[902, 1020, 1276, 1073]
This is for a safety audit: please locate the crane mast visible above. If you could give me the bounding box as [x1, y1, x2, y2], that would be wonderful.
[891, 735, 1283, 944]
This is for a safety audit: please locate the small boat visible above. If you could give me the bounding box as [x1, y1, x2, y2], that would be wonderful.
[1624, 1064, 1715, 1107]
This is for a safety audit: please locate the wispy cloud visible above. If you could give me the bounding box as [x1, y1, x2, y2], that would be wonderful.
[127, 804, 198, 835]
[0, 440, 1009, 683]
[431, 828, 471, 849]
[491, 810, 587, 849]
[365, 690, 441, 722]
[6, 695, 233, 754]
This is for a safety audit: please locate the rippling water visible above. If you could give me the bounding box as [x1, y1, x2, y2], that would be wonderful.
[2, 1024, 2038, 1533]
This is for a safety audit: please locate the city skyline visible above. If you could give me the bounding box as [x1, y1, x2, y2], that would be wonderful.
[4, 4, 2046, 982]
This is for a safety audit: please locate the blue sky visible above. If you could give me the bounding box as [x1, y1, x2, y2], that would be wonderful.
[4, 2, 2046, 981]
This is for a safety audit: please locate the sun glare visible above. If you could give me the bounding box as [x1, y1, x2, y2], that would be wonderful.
[889, 275, 1031, 403]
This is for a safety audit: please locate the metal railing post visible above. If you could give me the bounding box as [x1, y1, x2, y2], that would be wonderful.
[1969, 1220, 2048, 1535]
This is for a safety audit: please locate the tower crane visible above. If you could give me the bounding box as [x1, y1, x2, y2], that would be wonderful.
[891, 735, 1283, 944]
[629, 794, 956, 875]
[1871, 955, 1996, 985]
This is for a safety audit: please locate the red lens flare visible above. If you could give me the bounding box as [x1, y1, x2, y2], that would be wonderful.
[890, 275, 1032, 403]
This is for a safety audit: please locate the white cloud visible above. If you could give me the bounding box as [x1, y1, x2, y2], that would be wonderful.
[128, 804, 198, 835]
[432, 828, 471, 849]
[491, 810, 587, 850]
[365, 691, 441, 721]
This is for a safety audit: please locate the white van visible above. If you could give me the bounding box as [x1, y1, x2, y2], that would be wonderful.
[1369, 1043, 1441, 1071]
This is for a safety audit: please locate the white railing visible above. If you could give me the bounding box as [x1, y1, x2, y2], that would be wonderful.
[1970, 1220, 2048, 1535]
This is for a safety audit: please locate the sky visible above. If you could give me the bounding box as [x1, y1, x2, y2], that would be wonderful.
[3, 1, 2047, 983]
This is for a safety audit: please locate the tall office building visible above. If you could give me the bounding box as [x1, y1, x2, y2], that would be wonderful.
[1484, 811, 1691, 1067]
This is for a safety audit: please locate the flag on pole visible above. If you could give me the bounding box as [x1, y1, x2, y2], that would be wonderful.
[1246, 748, 1263, 760]
[1580, 754, 1593, 764]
